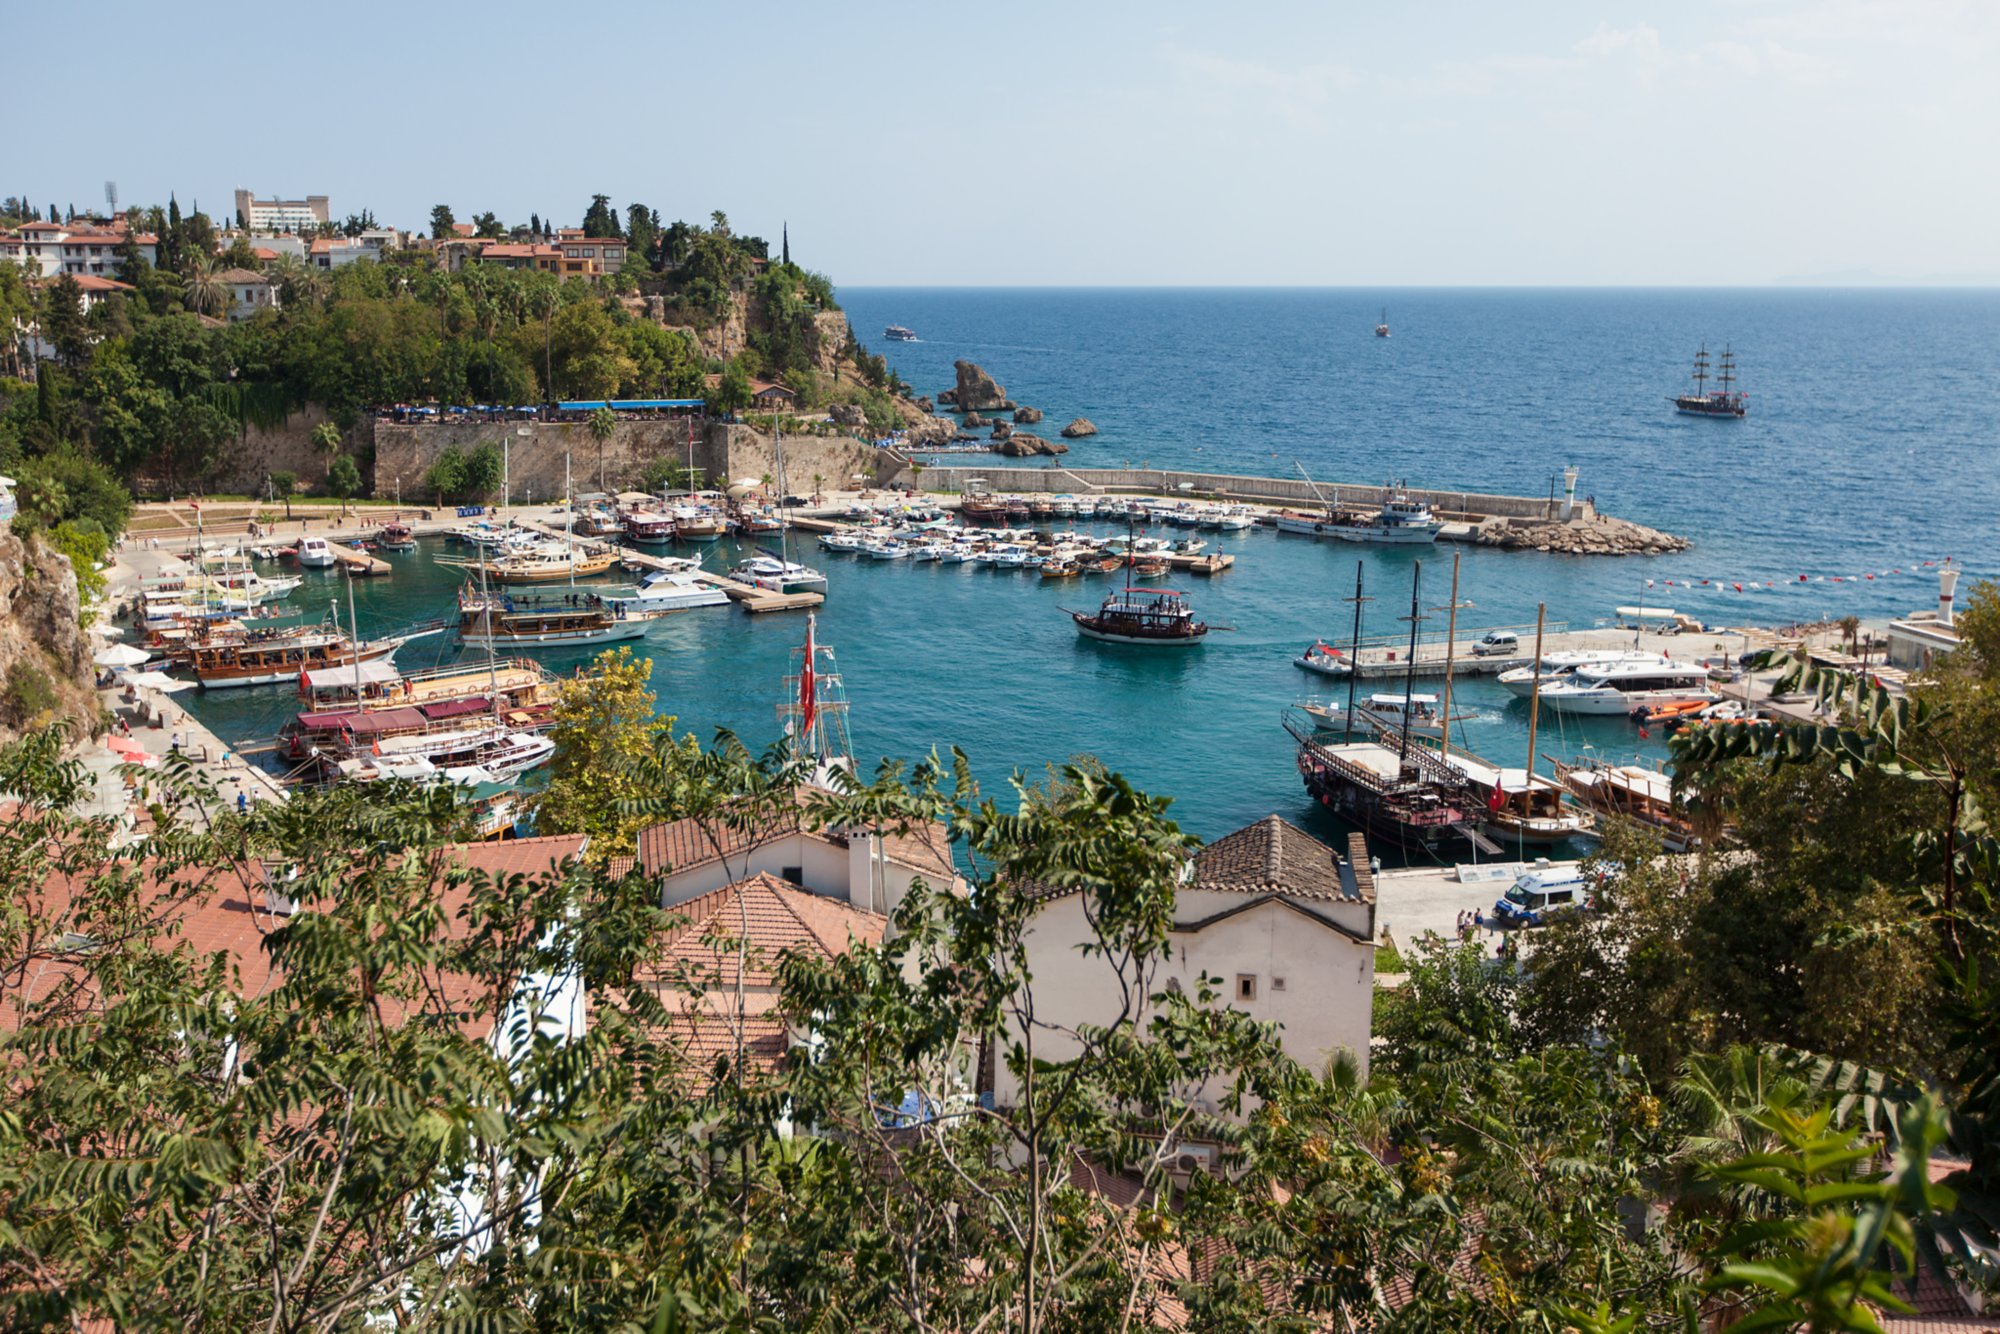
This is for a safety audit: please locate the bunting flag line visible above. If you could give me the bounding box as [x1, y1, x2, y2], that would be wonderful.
[1640, 556, 1960, 593]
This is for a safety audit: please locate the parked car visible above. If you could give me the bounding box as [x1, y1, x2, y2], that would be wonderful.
[1471, 630, 1520, 657]
[1491, 864, 1596, 928]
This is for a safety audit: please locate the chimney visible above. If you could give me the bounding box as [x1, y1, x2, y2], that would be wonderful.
[1939, 567, 1960, 628]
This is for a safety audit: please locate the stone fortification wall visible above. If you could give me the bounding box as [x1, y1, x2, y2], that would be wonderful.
[374, 420, 900, 502]
[209, 407, 369, 495]
[905, 466, 1593, 523]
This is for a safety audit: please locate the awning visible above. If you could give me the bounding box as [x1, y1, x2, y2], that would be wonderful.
[301, 662, 401, 691]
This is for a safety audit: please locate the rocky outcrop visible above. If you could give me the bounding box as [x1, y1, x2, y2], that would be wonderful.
[1472, 514, 1690, 556]
[0, 531, 98, 741]
[962, 412, 984, 429]
[995, 434, 1068, 458]
[952, 361, 1012, 412]
[829, 403, 868, 428]
[807, 310, 852, 377]
[916, 396, 934, 415]
[990, 421, 1013, 442]
[1013, 406, 1043, 424]
[1060, 418, 1098, 439]
[902, 416, 956, 448]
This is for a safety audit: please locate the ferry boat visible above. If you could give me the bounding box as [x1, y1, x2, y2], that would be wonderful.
[671, 505, 728, 542]
[1375, 307, 1390, 338]
[1555, 758, 1695, 851]
[596, 568, 731, 615]
[1672, 344, 1747, 418]
[376, 522, 416, 552]
[296, 536, 337, 568]
[1536, 659, 1718, 717]
[457, 586, 649, 650]
[1068, 587, 1209, 647]
[730, 554, 827, 594]
[883, 325, 918, 342]
[623, 510, 676, 545]
[1284, 709, 1478, 855]
[185, 621, 439, 690]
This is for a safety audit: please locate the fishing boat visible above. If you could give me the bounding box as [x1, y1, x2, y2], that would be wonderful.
[596, 568, 731, 615]
[1671, 344, 1747, 418]
[457, 586, 649, 650]
[818, 529, 867, 553]
[1323, 486, 1442, 544]
[1375, 307, 1390, 338]
[883, 325, 918, 342]
[1299, 693, 1446, 737]
[1068, 587, 1208, 646]
[1554, 758, 1695, 851]
[1536, 659, 1718, 717]
[296, 536, 337, 569]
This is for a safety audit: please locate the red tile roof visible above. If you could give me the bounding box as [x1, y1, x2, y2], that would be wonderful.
[1191, 817, 1370, 903]
[478, 243, 559, 259]
[70, 275, 134, 293]
[644, 872, 886, 990]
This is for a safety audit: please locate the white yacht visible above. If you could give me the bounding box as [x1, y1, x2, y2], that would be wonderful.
[1496, 650, 1662, 698]
[596, 568, 731, 615]
[1536, 660, 1718, 716]
[296, 536, 338, 569]
[1299, 693, 1446, 737]
[731, 554, 828, 593]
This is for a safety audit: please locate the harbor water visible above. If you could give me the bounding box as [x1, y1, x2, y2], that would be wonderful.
[185, 288, 2000, 851]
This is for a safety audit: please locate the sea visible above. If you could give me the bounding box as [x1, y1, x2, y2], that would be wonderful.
[183, 288, 2000, 855]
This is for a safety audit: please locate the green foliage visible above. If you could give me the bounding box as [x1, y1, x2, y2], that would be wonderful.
[429, 202, 455, 239]
[324, 454, 362, 499]
[713, 359, 751, 415]
[463, 442, 504, 499]
[533, 647, 685, 863]
[13, 447, 131, 535]
[423, 445, 467, 502]
[1, 659, 59, 727]
[45, 520, 109, 608]
[581, 193, 622, 238]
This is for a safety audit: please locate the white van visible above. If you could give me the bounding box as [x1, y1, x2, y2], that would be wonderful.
[1471, 630, 1520, 657]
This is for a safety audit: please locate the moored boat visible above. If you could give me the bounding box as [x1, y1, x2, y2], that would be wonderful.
[457, 586, 649, 650]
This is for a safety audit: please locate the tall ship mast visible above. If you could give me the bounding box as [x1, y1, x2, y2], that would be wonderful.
[777, 613, 852, 780]
[1671, 342, 1747, 418]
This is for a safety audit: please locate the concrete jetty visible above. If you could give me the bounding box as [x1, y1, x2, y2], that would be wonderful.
[1296, 624, 1749, 681]
[513, 519, 823, 614]
[326, 541, 391, 576]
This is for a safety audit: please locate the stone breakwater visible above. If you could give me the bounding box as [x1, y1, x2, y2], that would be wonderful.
[1471, 513, 1690, 556]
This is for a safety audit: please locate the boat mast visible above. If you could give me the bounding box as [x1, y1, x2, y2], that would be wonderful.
[1526, 602, 1546, 787]
[1398, 562, 1423, 765]
[1691, 345, 1710, 396]
[1717, 345, 1736, 398]
[1437, 549, 1462, 755]
[565, 452, 575, 586]
[1340, 561, 1368, 738]
[345, 568, 362, 700]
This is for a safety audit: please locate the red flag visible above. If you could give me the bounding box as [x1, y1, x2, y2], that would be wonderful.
[1487, 786, 1505, 813]
[798, 614, 817, 741]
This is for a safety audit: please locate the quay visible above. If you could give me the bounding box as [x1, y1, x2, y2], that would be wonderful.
[327, 541, 391, 576]
[1300, 623, 1750, 680]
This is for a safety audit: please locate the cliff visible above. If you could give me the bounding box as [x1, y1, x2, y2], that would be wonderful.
[0, 531, 99, 741]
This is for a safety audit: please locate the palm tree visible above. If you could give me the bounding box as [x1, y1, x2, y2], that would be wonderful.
[181, 257, 231, 318]
[1837, 614, 1862, 663]
[589, 406, 616, 492]
[811, 472, 824, 504]
[311, 422, 342, 458]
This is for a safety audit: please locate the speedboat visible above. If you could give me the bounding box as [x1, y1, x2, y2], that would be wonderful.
[296, 536, 337, 568]
[1496, 651, 1660, 698]
[1294, 641, 1351, 677]
[1537, 660, 1718, 717]
[731, 554, 828, 593]
[596, 568, 731, 615]
[1299, 692, 1445, 737]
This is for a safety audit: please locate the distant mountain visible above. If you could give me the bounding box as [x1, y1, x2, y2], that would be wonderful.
[1773, 268, 2000, 286]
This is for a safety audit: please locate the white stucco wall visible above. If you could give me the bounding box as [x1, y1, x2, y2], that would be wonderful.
[993, 892, 1374, 1111]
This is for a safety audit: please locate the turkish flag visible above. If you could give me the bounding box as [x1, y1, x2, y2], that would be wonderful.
[799, 616, 817, 740]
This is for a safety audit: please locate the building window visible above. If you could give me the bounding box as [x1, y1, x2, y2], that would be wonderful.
[1272, 976, 1287, 992]
[780, 865, 803, 886]
[1236, 974, 1257, 1002]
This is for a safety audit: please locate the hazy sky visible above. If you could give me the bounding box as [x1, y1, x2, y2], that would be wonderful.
[16, 0, 1998, 285]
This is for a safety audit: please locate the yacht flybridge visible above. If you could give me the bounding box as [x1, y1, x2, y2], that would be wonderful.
[1535, 659, 1718, 716]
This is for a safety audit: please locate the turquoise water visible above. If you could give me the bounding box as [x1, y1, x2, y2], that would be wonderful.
[185, 289, 2000, 851]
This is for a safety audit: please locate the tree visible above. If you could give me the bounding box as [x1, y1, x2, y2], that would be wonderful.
[325, 454, 362, 504]
[463, 442, 504, 500]
[424, 446, 467, 502]
[310, 420, 342, 457]
[180, 255, 231, 318]
[472, 211, 504, 239]
[429, 203, 456, 239]
[13, 447, 132, 535]
[269, 468, 297, 517]
[588, 405, 616, 493]
[714, 360, 752, 416]
[39, 272, 88, 368]
[533, 647, 685, 861]
[581, 194, 621, 239]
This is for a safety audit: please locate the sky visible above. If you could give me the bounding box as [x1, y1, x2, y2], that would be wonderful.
[14, 0, 1999, 286]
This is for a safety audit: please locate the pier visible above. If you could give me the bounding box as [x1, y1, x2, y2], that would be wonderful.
[1299, 623, 1749, 680]
[513, 519, 823, 614]
[326, 541, 392, 576]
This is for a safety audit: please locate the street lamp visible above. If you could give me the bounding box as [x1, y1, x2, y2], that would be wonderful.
[510, 426, 531, 510]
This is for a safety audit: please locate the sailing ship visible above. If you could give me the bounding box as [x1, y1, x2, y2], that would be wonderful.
[182, 611, 442, 690]
[1375, 307, 1390, 338]
[456, 586, 649, 649]
[1554, 757, 1694, 851]
[776, 613, 853, 780]
[1069, 587, 1208, 645]
[1672, 344, 1747, 418]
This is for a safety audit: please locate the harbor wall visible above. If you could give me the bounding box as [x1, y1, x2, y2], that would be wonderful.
[372, 421, 899, 503]
[903, 465, 1595, 523]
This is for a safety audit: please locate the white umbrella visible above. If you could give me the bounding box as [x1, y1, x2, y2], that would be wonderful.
[122, 670, 194, 693]
[95, 624, 127, 639]
[94, 643, 152, 668]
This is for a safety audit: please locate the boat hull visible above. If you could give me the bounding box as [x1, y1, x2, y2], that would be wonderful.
[1539, 688, 1718, 717]
[197, 643, 399, 690]
[461, 622, 649, 650]
[1073, 620, 1206, 647]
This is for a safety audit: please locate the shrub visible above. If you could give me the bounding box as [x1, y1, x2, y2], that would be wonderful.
[3, 660, 59, 728]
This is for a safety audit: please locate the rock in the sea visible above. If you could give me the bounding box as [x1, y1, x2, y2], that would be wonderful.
[903, 416, 956, 448]
[1060, 417, 1098, 439]
[1472, 513, 1690, 556]
[990, 421, 1012, 441]
[1013, 406, 1042, 424]
[829, 403, 867, 428]
[996, 433, 1067, 458]
[962, 411, 984, 429]
[916, 396, 934, 414]
[952, 360, 1011, 412]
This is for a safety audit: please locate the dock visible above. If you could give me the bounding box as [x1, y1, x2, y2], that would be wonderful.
[514, 519, 823, 614]
[1300, 624, 1750, 680]
[327, 541, 391, 576]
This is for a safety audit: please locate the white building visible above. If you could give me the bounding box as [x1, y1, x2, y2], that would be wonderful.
[216, 267, 280, 320]
[1885, 567, 1964, 672]
[234, 189, 329, 233]
[993, 817, 1378, 1112]
[0, 222, 157, 278]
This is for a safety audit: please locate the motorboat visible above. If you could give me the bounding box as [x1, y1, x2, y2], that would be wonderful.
[1496, 651, 1661, 698]
[731, 554, 828, 593]
[883, 325, 918, 342]
[596, 568, 731, 615]
[376, 522, 416, 552]
[296, 536, 338, 568]
[859, 538, 908, 560]
[1299, 692, 1445, 737]
[457, 586, 650, 650]
[1294, 640, 1352, 677]
[818, 530, 867, 552]
[623, 510, 676, 545]
[1536, 660, 1718, 717]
